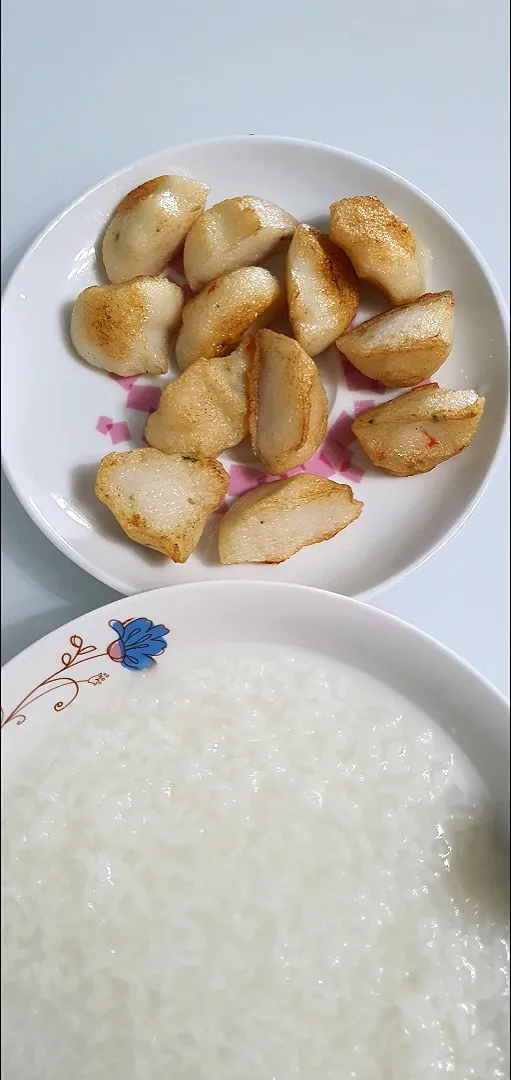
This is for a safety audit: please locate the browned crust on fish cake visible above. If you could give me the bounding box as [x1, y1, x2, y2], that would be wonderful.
[79, 284, 146, 360]
[115, 177, 168, 214]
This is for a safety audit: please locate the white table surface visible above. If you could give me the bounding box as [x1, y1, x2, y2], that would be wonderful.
[1, 0, 509, 694]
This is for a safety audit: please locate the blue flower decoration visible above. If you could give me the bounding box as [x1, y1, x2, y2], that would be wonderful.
[107, 617, 170, 671]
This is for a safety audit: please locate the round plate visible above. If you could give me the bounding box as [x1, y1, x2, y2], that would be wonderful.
[2, 581, 509, 827]
[1, 136, 509, 598]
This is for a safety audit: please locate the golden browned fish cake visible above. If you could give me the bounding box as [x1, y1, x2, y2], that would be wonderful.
[352, 384, 484, 476]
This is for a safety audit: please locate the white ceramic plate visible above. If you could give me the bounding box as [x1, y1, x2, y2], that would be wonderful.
[1, 136, 509, 598]
[2, 581, 509, 829]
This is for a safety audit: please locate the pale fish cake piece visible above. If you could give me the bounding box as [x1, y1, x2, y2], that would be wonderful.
[183, 196, 297, 291]
[329, 196, 429, 305]
[102, 175, 209, 284]
[95, 448, 228, 562]
[286, 225, 359, 355]
[352, 383, 484, 476]
[219, 473, 363, 564]
[70, 277, 183, 376]
[248, 329, 328, 474]
[336, 291, 455, 388]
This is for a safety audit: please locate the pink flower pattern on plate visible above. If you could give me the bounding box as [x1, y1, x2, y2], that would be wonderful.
[299, 450, 336, 479]
[227, 465, 265, 498]
[325, 409, 357, 449]
[96, 416, 132, 445]
[96, 415, 114, 435]
[109, 374, 139, 391]
[126, 385, 162, 413]
[109, 421, 132, 445]
[337, 462, 365, 483]
[340, 355, 386, 394]
[354, 399, 375, 417]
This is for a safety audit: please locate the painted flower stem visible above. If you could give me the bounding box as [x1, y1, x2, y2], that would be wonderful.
[1, 639, 109, 730]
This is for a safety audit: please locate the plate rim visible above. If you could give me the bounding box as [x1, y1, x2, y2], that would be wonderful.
[2, 579, 509, 712]
[1, 134, 509, 601]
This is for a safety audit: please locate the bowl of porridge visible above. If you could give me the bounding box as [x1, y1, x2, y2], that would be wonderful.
[1, 581, 509, 1078]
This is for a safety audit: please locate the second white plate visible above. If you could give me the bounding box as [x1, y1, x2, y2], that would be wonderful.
[1, 135, 509, 597]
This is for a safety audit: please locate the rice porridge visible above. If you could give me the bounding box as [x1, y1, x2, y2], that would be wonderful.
[2, 646, 509, 1079]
